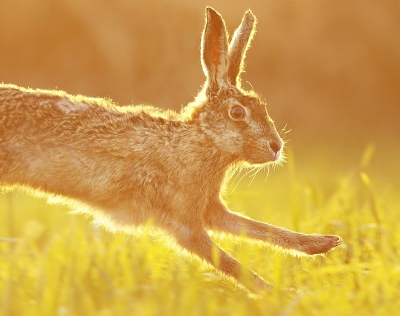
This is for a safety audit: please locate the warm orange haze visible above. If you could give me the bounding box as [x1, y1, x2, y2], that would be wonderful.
[0, 1, 399, 315]
[1, 1, 398, 148]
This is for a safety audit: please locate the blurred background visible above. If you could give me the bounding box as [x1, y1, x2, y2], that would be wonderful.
[1, 0, 399, 181]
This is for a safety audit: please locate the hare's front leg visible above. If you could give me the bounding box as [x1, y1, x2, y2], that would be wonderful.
[203, 201, 342, 255]
[166, 223, 270, 292]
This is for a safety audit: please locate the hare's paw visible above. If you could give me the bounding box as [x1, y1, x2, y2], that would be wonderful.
[300, 234, 342, 255]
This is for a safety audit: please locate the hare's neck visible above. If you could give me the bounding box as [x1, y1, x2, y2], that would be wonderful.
[182, 124, 236, 185]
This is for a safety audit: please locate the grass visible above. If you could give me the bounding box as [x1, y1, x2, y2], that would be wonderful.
[1, 144, 399, 315]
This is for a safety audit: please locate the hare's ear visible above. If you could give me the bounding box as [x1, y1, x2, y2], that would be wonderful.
[201, 7, 229, 92]
[227, 10, 256, 87]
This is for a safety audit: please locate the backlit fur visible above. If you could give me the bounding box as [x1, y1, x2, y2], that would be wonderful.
[0, 7, 341, 292]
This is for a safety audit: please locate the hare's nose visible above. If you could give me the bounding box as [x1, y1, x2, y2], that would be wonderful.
[269, 140, 282, 154]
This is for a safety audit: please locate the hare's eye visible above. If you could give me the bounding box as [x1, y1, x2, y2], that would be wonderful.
[229, 105, 245, 120]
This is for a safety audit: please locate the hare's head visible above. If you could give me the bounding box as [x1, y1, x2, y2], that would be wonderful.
[192, 7, 283, 166]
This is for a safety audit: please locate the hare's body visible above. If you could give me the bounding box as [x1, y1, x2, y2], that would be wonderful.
[0, 86, 214, 227]
[0, 8, 341, 292]
[0, 85, 236, 232]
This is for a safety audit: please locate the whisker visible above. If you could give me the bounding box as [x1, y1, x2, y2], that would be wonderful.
[247, 165, 263, 186]
[264, 164, 271, 183]
[280, 123, 291, 135]
[225, 161, 241, 184]
[202, 156, 241, 191]
[227, 162, 246, 190]
[230, 166, 255, 192]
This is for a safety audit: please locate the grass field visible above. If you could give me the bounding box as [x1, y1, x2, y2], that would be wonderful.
[1, 143, 399, 316]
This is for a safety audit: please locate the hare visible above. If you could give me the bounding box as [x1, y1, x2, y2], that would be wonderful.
[0, 7, 341, 292]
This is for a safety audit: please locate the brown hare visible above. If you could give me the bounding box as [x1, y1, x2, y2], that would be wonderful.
[0, 7, 341, 292]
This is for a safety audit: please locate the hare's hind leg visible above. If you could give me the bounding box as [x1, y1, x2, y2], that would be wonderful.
[203, 201, 342, 255]
[168, 223, 270, 292]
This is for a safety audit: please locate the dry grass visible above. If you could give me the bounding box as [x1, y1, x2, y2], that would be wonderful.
[1, 144, 399, 315]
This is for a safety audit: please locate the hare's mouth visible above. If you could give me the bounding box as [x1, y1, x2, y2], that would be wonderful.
[243, 151, 280, 165]
[273, 150, 281, 161]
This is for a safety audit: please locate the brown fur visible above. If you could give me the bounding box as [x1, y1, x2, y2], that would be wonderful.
[0, 7, 341, 292]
